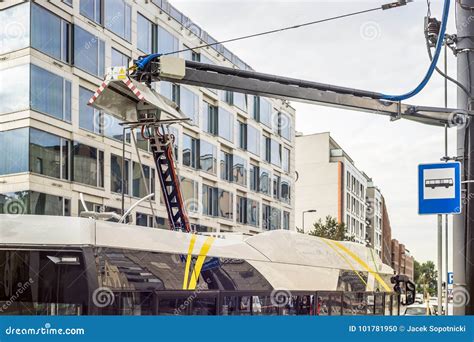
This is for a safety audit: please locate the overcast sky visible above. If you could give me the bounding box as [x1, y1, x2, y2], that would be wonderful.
[173, 0, 459, 264]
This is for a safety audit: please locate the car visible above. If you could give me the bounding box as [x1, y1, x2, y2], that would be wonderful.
[403, 303, 436, 316]
[415, 294, 424, 304]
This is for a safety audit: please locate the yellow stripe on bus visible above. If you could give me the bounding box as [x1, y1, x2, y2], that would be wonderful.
[182, 234, 197, 290]
[187, 236, 215, 290]
[331, 240, 391, 292]
[321, 238, 370, 290]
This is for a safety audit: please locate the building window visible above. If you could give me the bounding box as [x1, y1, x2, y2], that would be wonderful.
[218, 189, 233, 220]
[283, 211, 290, 230]
[237, 196, 246, 224]
[103, 113, 130, 142]
[202, 102, 218, 135]
[238, 121, 247, 150]
[282, 147, 290, 173]
[202, 184, 218, 217]
[182, 45, 200, 62]
[182, 134, 197, 168]
[248, 199, 260, 227]
[0, 128, 29, 176]
[180, 87, 199, 125]
[281, 179, 291, 204]
[132, 162, 155, 198]
[233, 93, 247, 112]
[199, 140, 217, 175]
[263, 136, 271, 163]
[74, 26, 105, 77]
[233, 155, 247, 187]
[73, 143, 104, 188]
[0, 3, 30, 54]
[181, 177, 198, 212]
[250, 164, 259, 191]
[220, 151, 232, 181]
[273, 174, 281, 200]
[31, 4, 71, 63]
[262, 204, 271, 230]
[157, 25, 178, 55]
[105, 0, 131, 41]
[111, 154, 130, 195]
[79, 87, 101, 133]
[30, 128, 70, 180]
[247, 124, 260, 157]
[111, 48, 130, 67]
[218, 107, 234, 142]
[259, 168, 271, 195]
[256, 97, 272, 128]
[271, 207, 282, 230]
[80, 0, 103, 25]
[279, 112, 292, 141]
[137, 13, 154, 54]
[237, 197, 259, 227]
[0, 191, 70, 216]
[31, 65, 71, 122]
[270, 139, 281, 167]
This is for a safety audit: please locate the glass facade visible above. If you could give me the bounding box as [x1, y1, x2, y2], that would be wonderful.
[0, 128, 29, 176]
[105, 0, 131, 41]
[31, 65, 71, 122]
[137, 13, 153, 54]
[74, 26, 105, 77]
[0, 191, 69, 216]
[79, 87, 101, 133]
[80, 0, 102, 24]
[31, 4, 70, 63]
[0, 1, 294, 233]
[30, 128, 70, 180]
[111, 154, 130, 195]
[73, 143, 104, 187]
[0, 3, 30, 54]
[157, 25, 178, 55]
[218, 107, 234, 142]
[199, 140, 217, 175]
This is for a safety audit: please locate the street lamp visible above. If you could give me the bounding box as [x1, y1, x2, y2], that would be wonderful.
[302, 209, 317, 231]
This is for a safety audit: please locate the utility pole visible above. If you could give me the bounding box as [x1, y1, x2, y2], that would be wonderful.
[454, 0, 474, 316]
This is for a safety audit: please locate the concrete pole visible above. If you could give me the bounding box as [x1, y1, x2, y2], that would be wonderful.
[454, 0, 474, 316]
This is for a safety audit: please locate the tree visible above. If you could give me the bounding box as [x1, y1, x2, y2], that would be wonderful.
[414, 260, 437, 296]
[307, 215, 355, 242]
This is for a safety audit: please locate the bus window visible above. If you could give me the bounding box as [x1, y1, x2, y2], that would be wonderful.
[157, 298, 187, 315]
[392, 295, 399, 316]
[316, 294, 331, 316]
[254, 296, 279, 315]
[190, 297, 217, 315]
[220, 296, 251, 316]
[374, 293, 384, 315]
[385, 294, 392, 316]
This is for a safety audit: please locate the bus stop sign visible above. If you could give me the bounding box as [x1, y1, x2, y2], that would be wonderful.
[418, 162, 461, 215]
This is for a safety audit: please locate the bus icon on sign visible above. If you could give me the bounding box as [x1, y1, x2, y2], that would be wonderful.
[425, 178, 454, 189]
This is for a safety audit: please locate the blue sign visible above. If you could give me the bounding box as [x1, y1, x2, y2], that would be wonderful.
[418, 162, 461, 215]
[448, 272, 454, 285]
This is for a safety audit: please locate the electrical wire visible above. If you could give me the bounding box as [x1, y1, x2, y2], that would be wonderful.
[425, 35, 472, 97]
[381, 0, 451, 101]
[135, 2, 406, 71]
